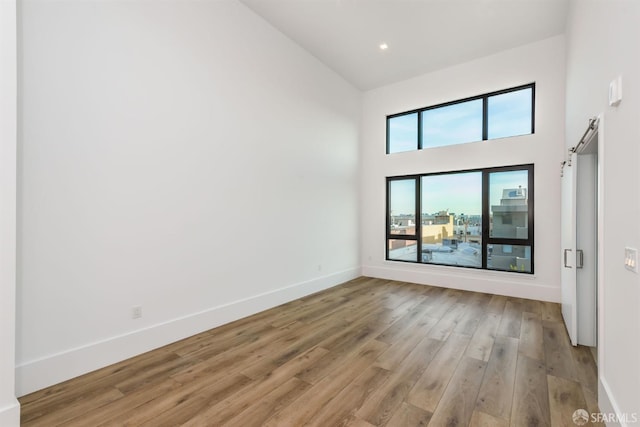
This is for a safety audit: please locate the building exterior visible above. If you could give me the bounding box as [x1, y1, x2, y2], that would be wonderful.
[490, 186, 531, 272]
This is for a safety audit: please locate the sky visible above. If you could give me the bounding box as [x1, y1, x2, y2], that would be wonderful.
[390, 169, 528, 216]
[388, 86, 531, 215]
[387, 86, 532, 154]
[422, 99, 482, 148]
[487, 88, 532, 139]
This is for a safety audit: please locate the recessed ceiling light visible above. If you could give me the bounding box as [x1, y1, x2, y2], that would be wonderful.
[379, 43, 388, 51]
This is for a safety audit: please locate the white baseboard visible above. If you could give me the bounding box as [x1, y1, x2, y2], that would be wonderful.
[599, 377, 620, 427]
[363, 264, 560, 302]
[0, 400, 20, 427]
[598, 376, 639, 427]
[16, 267, 360, 397]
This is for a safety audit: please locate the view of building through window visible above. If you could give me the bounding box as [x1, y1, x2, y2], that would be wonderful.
[420, 172, 482, 267]
[387, 166, 533, 273]
[487, 169, 531, 272]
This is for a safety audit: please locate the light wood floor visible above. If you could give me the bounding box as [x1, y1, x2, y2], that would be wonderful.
[19, 277, 600, 426]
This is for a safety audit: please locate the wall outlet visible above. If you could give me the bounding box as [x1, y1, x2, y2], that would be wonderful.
[132, 305, 142, 319]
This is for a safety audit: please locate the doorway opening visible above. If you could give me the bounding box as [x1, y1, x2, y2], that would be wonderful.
[560, 115, 603, 369]
[575, 126, 598, 362]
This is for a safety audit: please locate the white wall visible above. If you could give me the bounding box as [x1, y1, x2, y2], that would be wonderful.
[565, 1, 640, 423]
[0, 0, 20, 423]
[17, 0, 361, 395]
[361, 36, 566, 302]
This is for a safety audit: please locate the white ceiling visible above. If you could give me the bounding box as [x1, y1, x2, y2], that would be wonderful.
[239, 0, 569, 90]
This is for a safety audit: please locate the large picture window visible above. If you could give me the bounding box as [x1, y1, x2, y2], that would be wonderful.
[387, 84, 535, 154]
[386, 164, 534, 273]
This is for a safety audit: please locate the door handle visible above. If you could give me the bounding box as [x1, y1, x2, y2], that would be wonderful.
[576, 249, 584, 269]
[564, 249, 572, 268]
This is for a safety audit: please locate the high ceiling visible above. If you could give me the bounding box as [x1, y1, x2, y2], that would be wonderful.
[239, 0, 570, 90]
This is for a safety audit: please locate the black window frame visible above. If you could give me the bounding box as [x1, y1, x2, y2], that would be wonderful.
[386, 83, 535, 154]
[385, 164, 535, 274]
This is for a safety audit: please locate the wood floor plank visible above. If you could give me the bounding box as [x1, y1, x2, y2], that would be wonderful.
[20, 348, 178, 419]
[427, 302, 468, 340]
[383, 290, 427, 311]
[169, 317, 276, 357]
[62, 378, 182, 427]
[572, 346, 603, 427]
[547, 375, 589, 427]
[525, 299, 543, 316]
[114, 352, 194, 394]
[497, 300, 523, 338]
[541, 301, 563, 322]
[429, 356, 488, 427]
[222, 377, 311, 427]
[519, 311, 544, 361]
[357, 337, 443, 426]
[487, 294, 508, 314]
[239, 315, 346, 379]
[179, 345, 329, 426]
[420, 287, 461, 319]
[510, 354, 551, 427]
[515, 297, 543, 316]
[385, 402, 432, 427]
[266, 279, 370, 327]
[268, 290, 354, 328]
[407, 333, 471, 412]
[462, 291, 493, 309]
[454, 301, 485, 336]
[304, 366, 391, 427]
[343, 415, 377, 427]
[469, 410, 510, 427]
[374, 313, 439, 370]
[315, 308, 391, 355]
[21, 388, 124, 427]
[465, 312, 501, 362]
[215, 277, 364, 340]
[293, 296, 352, 325]
[294, 334, 389, 386]
[98, 372, 253, 426]
[168, 321, 302, 385]
[263, 339, 388, 426]
[475, 336, 519, 420]
[542, 321, 578, 381]
[18, 278, 596, 427]
[375, 298, 434, 345]
[570, 345, 598, 395]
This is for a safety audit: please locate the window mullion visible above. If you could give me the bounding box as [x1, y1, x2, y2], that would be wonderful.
[482, 170, 489, 269]
[417, 112, 423, 150]
[482, 97, 488, 141]
[416, 176, 422, 262]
